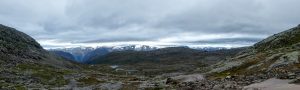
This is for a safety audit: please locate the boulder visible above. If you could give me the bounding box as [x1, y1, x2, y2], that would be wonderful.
[166, 78, 179, 85]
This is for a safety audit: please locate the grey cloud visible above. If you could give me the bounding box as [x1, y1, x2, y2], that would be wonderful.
[188, 38, 262, 44]
[82, 37, 157, 43]
[0, 0, 300, 48]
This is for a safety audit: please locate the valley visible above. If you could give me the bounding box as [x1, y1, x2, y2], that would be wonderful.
[1, 24, 300, 90]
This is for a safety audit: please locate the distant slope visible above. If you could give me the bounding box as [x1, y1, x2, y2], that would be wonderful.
[50, 47, 95, 62]
[50, 51, 75, 60]
[82, 47, 111, 61]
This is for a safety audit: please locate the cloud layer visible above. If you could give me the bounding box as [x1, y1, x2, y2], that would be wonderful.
[0, 0, 300, 48]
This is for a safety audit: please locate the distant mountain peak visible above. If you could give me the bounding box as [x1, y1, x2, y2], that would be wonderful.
[50, 45, 159, 62]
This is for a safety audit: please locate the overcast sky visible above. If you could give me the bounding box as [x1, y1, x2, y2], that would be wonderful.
[0, 0, 300, 48]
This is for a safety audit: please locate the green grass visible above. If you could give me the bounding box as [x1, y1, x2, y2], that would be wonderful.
[77, 77, 105, 85]
[15, 63, 73, 87]
[212, 59, 260, 78]
[15, 85, 26, 90]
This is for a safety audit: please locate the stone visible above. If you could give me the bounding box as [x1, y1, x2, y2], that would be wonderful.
[288, 72, 297, 79]
[290, 78, 300, 84]
[225, 76, 232, 79]
[212, 85, 223, 90]
[166, 78, 179, 85]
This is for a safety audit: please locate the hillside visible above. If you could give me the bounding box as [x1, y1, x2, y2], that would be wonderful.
[0, 24, 80, 89]
[159, 25, 300, 89]
[82, 47, 111, 62]
[210, 25, 300, 76]
[0, 24, 43, 60]
[50, 51, 75, 60]
[0, 24, 77, 68]
[254, 24, 300, 51]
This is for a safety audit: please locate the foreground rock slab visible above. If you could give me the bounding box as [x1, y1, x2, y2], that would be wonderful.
[244, 78, 300, 90]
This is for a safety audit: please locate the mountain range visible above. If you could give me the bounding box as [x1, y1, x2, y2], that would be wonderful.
[86, 47, 244, 65]
[50, 45, 228, 63]
[49, 45, 158, 62]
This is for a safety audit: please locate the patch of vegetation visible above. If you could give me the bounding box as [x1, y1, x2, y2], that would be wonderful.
[14, 85, 26, 90]
[77, 77, 105, 85]
[213, 60, 260, 78]
[0, 82, 10, 88]
[15, 63, 73, 87]
[296, 63, 300, 68]
[144, 87, 164, 90]
[0, 81, 26, 90]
